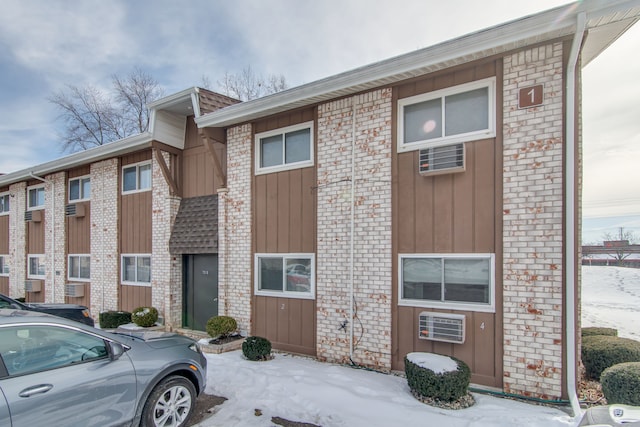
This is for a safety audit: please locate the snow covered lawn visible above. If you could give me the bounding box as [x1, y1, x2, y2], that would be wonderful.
[194, 266, 639, 427]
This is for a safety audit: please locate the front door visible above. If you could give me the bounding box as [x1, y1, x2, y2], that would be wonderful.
[183, 254, 218, 331]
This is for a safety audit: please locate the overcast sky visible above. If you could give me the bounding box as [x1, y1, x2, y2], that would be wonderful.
[1, 0, 639, 221]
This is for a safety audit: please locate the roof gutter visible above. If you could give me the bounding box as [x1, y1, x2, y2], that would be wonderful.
[565, 10, 586, 419]
[0, 132, 153, 188]
[194, 3, 578, 129]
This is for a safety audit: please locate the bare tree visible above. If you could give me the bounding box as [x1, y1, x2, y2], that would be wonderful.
[49, 69, 164, 152]
[217, 66, 288, 101]
[602, 227, 638, 265]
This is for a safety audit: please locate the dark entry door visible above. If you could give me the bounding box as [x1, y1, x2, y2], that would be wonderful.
[184, 254, 218, 331]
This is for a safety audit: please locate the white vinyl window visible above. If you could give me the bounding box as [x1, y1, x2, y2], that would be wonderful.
[255, 253, 315, 299]
[255, 121, 314, 174]
[69, 176, 91, 202]
[27, 185, 45, 210]
[28, 254, 46, 279]
[398, 78, 496, 152]
[0, 255, 8, 276]
[122, 161, 151, 194]
[0, 193, 9, 215]
[399, 254, 495, 312]
[68, 254, 91, 281]
[121, 254, 151, 286]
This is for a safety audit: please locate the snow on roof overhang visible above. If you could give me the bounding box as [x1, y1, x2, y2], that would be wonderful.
[195, 0, 640, 129]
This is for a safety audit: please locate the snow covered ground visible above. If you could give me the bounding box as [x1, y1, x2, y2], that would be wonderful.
[195, 266, 639, 427]
[581, 266, 640, 340]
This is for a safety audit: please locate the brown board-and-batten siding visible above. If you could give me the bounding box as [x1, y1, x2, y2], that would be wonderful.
[119, 151, 153, 311]
[391, 60, 504, 388]
[252, 108, 317, 356]
[182, 116, 227, 198]
[66, 166, 91, 307]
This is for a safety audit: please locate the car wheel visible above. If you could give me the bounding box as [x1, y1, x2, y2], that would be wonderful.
[141, 376, 196, 427]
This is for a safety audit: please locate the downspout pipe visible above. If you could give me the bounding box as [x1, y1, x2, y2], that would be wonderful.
[565, 11, 586, 419]
[29, 172, 56, 303]
[349, 97, 356, 360]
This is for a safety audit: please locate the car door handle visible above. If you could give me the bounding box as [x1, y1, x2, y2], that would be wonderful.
[19, 384, 53, 397]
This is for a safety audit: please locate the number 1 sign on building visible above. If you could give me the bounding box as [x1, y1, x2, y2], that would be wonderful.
[518, 84, 544, 109]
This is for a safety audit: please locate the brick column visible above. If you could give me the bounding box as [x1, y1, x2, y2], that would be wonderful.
[220, 124, 253, 335]
[90, 159, 120, 315]
[8, 182, 26, 298]
[151, 150, 182, 327]
[502, 42, 565, 398]
[43, 172, 66, 303]
[316, 89, 393, 370]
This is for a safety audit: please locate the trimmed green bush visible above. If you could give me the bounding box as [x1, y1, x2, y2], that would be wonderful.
[601, 362, 640, 405]
[206, 316, 238, 338]
[99, 311, 132, 329]
[582, 327, 618, 337]
[582, 335, 640, 380]
[404, 354, 470, 402]
[242, 336, 272, 361]
[131, 306, 159, 327]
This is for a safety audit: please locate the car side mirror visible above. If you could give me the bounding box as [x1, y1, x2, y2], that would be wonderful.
[107, 341, 125, 361]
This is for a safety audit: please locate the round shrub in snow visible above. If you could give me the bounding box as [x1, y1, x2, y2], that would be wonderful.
[601, 362, 640, 405]
[404, 352, 470, 403]
[582, 335, 640, 380]
[206, 316, 238, 338]
[242, 336, 272, 361]
[582, 327, 618, 337]
[131, 306, 159, 327]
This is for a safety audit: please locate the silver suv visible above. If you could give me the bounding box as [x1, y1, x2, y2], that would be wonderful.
[0, 309, 207, 426]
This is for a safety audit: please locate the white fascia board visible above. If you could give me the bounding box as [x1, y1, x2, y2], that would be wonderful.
[195, 0, 639, 129]
[0, 132, 153, 187]
[147, 87, 199, 110]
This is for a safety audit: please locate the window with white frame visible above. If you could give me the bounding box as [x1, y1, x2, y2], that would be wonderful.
[255, 254, 315, 298]
[28, 255, 46, 279]
[398, 78, 496, 152]
[121, 254, 151, 285]
[69, 176, 91, 202]
[0, 255, 8, 276]
[255, 121, 314, 174]
[399, 254, 495, 312]
[68, 254, 90, 281]
[122, 162, 151, 194]
[0, 193, 9, 215]
[27, 185, 45, 210]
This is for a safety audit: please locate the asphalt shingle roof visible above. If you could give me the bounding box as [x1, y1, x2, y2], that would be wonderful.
[169, 195, 218, 254]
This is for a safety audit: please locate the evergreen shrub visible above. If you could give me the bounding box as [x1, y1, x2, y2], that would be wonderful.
[242, 336, 272, 361]
[601, 362, 640, 406]
[206, 316, 238, 338]
[581, 327, 618, 337]
[582, 335, 640, 380]
[99, 311, 132, 329]
[131, 306, 159, 327]
[404, 354, 470, 402]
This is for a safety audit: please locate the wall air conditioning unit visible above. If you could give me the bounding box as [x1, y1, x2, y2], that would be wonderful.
[25, 280, 42, 293]
[65, 203, 85, 217]
[418, 312, 466, 344]
[24, 210, 42, 222]
[418, 143, 465, 176]
[65, 283, 85, 297]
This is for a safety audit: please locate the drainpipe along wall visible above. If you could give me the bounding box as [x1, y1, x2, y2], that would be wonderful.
[565, 11, 586, 419]
[349, 96, 357, 360]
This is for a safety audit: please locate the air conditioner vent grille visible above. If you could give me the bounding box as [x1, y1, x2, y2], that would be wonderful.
[65, 204, 76, 216]
[418, 312, 465, 344]
[419, 143, 465, 175]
